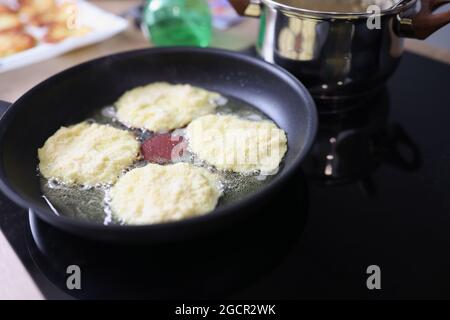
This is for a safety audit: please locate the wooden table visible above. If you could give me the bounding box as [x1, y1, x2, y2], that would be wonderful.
[0, 0, 449, 300]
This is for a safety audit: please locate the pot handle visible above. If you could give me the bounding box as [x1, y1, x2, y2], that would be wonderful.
[397, 0, 450, 39]
[0, 100, 11, 118]
[228, 0, 262, 17]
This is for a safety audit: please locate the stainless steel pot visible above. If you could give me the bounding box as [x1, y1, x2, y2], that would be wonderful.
[229, 0, 450, 101]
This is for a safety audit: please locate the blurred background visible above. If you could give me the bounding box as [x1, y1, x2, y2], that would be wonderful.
[0, 0, 449, 102]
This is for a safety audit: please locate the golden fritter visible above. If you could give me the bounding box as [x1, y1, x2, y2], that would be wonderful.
[30, 1, 78, 27]
[19, 0, 56, 18]
[0, 12, 22, 33]
[0, 4, 15, 14]
[44, 22, 90, 43]
[0, 31, 36, 57]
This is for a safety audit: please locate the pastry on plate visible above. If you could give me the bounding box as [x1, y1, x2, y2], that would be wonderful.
[0, 4, 15, 14]
[0, 31, 36, 58]
[30, 1, 78, 27]
[19, 0, 56, 18]
[0, 10, 22, 33]
[43, 21, 91, 43]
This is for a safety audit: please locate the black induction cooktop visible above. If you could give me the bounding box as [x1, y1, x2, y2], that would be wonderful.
[1, 52, 450, 300]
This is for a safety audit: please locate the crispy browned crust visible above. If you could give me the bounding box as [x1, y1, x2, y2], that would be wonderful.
[19, 0, 56, 18]
[43, 22, 90, 43]
[0, 31, 36, 58]
[29, 2, 78, 27]
[0, 12, 23, 33]
[0, 5, 15, 14]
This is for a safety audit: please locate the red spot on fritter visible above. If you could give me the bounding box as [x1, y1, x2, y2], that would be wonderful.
[141, 133, 186, 164]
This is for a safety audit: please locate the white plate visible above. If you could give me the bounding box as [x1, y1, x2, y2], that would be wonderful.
[0, 0, 129, 73]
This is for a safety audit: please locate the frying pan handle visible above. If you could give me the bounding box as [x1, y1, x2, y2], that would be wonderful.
[0, 100, 11, 118]
[396, 0, 450, 39]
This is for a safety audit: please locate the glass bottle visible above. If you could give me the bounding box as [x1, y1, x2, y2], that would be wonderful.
[143, 0, 212, 47]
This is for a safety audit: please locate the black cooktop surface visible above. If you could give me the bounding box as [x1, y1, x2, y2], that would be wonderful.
[1, 52, 450, 299]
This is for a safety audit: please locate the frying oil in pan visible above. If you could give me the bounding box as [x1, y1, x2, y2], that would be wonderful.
[40, 96, 281, 225]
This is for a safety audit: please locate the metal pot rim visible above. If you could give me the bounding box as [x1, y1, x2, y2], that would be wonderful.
[261, 0, 417, 19]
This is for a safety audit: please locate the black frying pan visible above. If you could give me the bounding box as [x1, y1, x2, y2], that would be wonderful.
[0, 47, 317, 243]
